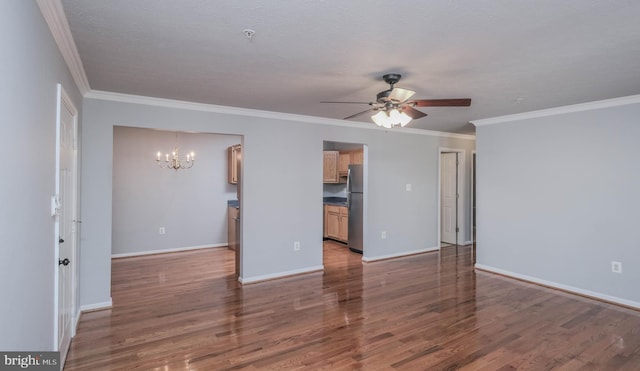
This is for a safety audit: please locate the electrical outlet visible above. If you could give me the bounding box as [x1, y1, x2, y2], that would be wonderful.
[294, 241, 301, 251]
[381, 231, 387, 239]
[611, 261, 622, 273]
[159, 227, 165, 235]
[406, 184, 412, 191]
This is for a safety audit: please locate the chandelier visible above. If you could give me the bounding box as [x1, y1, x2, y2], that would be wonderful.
[371, 105, 412, 129]
[156, 132, 195, 170]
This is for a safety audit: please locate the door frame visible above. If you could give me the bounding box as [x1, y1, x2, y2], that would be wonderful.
[53, 84, 79, 356]
[471, 150, 476, 263]
[320, 141, 367, 260]
[438, 147, 466, 248]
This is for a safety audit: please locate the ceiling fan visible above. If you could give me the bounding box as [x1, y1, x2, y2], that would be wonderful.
[322, 73, 471, 128]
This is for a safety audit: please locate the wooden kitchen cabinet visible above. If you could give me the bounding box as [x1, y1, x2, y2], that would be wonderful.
[227, 206, 239, 251]
[350, 149, 363, 165]
[339, 207, 348, 241]
[338, 152, 350, 175]
[337, 149, 364, 177]
[228, 144, 241, 184]
[323, 151, 340, 183]
[324, 205, 348, 242]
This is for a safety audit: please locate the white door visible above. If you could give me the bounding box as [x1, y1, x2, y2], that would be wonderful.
[56, 85, 78, 365]
[441, 152, 458, 244]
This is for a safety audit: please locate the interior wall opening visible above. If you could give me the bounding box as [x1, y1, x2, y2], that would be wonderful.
[322, 141, 366, 260]
[111, 126, 243, 281]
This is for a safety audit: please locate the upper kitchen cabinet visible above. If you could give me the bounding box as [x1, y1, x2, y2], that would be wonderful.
[350, 150, 363, 165]
[338, 152, 350, 176]
[338, 149, 363, 176]
[228, 144, 241, 184]
[323, 151, 340, 183]
[324, 149, 364, 183]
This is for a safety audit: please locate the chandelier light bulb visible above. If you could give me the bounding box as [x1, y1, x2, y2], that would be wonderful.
[156, 133, 195, 170]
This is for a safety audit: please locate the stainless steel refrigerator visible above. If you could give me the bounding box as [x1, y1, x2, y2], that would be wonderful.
[347, 164, 364, 254]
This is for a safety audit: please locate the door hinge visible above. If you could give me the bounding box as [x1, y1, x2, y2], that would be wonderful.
[456, 227, 460, 232]
[456, 193, 460, 199]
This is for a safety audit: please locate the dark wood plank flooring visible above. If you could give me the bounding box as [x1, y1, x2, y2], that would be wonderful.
[64, 242, 640, 370]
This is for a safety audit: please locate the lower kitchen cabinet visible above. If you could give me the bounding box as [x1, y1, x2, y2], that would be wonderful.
[324, 205, 348, 243]
[227, 206, 239, 250]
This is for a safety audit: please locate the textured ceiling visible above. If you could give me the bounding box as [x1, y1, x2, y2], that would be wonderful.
[61, 0, 640, 133]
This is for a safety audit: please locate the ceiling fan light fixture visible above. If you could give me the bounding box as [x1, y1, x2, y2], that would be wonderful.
[371, 109, 412, 128]
[323, 73, 470, 126]
[371, 111, 390, 128]
[399, 111, 412, 127]
[389, 108, 401, 123]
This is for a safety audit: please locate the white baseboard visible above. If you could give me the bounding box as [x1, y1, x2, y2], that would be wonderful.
[475, 264, 640, 310]
[363, 246, 439, 262]
[239, 265, 324, 284]
[111, 243, 226, 258]
[463, 240, 472, 245]
[80, 298, 113, 313]
[73, 308, 81, 335]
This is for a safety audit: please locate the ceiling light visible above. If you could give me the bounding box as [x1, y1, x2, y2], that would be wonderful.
[371, 111, 392, 128]
[156, 132, 195, 170]
[371, 108, 413, 128]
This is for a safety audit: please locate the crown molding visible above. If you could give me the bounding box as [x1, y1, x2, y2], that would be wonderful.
[37, 0, 90, 95]
[34, 0, 473, 140]
[471, 94, 640, 127]
[86, 90, 476, 140]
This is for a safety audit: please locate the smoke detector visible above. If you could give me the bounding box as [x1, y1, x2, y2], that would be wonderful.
[243, 29, 256, 40]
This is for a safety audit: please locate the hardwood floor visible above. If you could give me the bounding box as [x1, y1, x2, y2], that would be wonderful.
[64, 242, 640, 370]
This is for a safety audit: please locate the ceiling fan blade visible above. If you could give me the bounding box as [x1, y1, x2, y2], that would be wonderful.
[320, 101, 373, 105]
[411, 98, 472, 107]
[388, 88, 415, 103]
[344, 108, 375, 120]
[401, 106, 427, 120]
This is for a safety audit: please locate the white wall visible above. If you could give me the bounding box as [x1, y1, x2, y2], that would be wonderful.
[0, 1, 82, 350]
[112, 127, 240, 256]
[80, 95, 475, 308]
[475, 97, 640, 307]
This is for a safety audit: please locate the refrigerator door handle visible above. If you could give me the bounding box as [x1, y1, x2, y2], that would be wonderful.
[346, 167, 351, 210]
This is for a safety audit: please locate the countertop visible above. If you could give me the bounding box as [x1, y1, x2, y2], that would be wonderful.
[323, 197, 347, 206]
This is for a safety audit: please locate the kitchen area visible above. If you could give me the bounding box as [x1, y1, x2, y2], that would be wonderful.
[323, 141, 365, 254]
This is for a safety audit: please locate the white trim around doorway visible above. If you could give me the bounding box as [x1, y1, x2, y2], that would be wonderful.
[438, 147, 466, 247]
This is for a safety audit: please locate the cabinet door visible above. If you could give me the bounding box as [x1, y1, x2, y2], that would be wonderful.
[326, 211, 341, 239]
[350, 150, 363, 165]
[339, 207, 349, 241]
[227, 207, 238, 250]
[338, 152, 350, 175]
[228, 145, 241, 184]
[323, 151, 339, 183]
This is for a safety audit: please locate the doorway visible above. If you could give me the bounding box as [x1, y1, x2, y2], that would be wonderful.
[322, 141, 366, 258]
[439, 148, 465, 248]
[54, 84, 79, 365]
[111, 128, 241, 277]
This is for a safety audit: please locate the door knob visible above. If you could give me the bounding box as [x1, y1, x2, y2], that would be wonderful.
[59, 238, 65, 243]
[59, 258, 70, 266]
